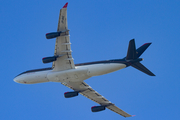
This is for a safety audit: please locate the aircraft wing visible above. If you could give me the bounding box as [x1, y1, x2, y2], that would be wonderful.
[61, 81, 132, 117]
[52, 2, 75, 71]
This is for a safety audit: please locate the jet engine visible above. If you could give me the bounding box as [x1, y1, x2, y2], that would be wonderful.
[46, 30, 69, 39]
[46, 32, 61, 39]
[64, 91, 79, 98]
[91, 106, 106, 112]
[42, 56, 58, 63]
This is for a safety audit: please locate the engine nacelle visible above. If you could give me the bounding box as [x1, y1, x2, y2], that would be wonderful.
[42, 56, 57, 63]
[91, 106, 106, 112]
[46, 30, 69, 39]
[64, 91, 79, 98]
[46, 32, 61, 39]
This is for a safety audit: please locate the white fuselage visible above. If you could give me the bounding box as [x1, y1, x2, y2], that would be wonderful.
[14, 63, 126, 84]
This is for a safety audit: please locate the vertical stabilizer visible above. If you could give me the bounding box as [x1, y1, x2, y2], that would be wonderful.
[126, 39, 137, 60]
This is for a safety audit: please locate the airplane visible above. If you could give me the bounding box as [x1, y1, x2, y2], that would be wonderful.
[13, 2, 155, 117]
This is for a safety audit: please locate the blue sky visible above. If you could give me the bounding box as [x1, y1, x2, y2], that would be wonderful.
[1, 0, 180, 119]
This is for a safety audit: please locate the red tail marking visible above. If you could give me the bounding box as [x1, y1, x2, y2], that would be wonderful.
[63, 2, 68, 8]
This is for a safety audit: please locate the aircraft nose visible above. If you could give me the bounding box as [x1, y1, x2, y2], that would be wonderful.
[13, 77, 20, 83]
[13, 76, 25, 84]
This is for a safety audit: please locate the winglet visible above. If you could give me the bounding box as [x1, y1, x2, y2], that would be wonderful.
[63, 2, 68, 8]
[132, 115, 136, 117]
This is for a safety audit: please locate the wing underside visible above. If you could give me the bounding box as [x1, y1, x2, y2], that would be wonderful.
[52, 3, 75, 71]
[61, 81, 132, 117]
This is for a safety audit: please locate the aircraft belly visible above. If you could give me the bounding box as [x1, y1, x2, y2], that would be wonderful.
[47, 66, 90, 82]
[86, 63, 126, 76]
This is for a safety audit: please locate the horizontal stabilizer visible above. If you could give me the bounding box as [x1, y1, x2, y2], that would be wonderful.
[131, 62, 155, 76]
[136, 43, 152, 58]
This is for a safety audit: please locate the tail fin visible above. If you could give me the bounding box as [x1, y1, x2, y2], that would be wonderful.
[126, 39, 137, 60]
[125, 39, 155, 76]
